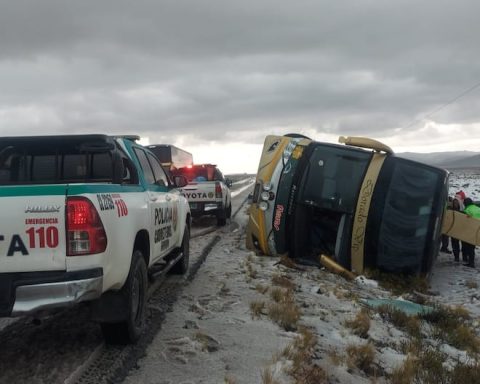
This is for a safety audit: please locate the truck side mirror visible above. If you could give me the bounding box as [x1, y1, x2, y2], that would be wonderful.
[173, 175, 188, 188]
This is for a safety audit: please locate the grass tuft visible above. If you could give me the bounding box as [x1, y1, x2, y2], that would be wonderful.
[377, 305, 421, 338]
[250, 300, 266, 320]
[224, 375, 236, 384]
[261, 367, 280, 384]
[327, 348, 344, 366]
[255, 283, 269, 294]
[268, 301, 301, 332]
[390, 348, 446, 384]
[344, 308, 371, 339]
[365, 269, 430, 295]
[281, 327, 327, 384]
[271, 274, 296, 290]
[345, 343, 376, 374]
[421, 305, 480, 353]
[278, 254, 301, 270]
[466, 279, 478, 289]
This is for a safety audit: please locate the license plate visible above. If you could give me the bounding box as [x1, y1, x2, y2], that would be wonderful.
[189, 203, 198, 209]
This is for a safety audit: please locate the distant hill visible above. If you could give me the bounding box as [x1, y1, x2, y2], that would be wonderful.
[397, 151, 480, 168]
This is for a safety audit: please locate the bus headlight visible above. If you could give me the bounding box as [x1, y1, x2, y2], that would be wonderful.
[258, 201, 269, 211]
[263, 182, 273, 191]
[260, 191, 270, 201]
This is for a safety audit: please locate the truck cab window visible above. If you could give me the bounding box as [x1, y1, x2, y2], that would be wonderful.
[147, 152, 169, 187]
[133, 148, 155, 184]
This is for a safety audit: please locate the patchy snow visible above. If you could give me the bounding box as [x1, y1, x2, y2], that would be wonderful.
[449, 168, 480, 201]
[124, 170, 480, 383]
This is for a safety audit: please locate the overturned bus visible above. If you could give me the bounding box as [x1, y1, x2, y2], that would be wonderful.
[246, 134, 450, 275]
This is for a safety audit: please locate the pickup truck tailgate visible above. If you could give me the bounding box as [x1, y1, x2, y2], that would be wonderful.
[0, 186, 66, 272]
[181, 183, 215, 202]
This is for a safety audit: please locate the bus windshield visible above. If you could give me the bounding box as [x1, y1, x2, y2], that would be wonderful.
[365, 157, 447, 274]
[300, 144, 372, 213]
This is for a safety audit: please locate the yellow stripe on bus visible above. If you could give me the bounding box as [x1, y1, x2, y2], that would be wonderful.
[351, 152, 386, 273]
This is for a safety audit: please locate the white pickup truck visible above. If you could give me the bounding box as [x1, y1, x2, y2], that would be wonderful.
[172, 164, 232, 226]
[0, 134, 190, 344]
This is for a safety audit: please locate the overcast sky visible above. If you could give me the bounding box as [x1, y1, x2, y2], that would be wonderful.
[1, 0, 480, 173]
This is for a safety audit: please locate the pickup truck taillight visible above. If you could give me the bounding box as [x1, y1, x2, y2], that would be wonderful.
[215, 182, 222, 198]
[66, 197, 107, 256]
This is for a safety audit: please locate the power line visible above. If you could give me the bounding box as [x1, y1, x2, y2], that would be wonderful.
[403, 79, 480, 129]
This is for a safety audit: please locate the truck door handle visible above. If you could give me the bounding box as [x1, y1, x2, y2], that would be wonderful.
[149, 196, 158, 202]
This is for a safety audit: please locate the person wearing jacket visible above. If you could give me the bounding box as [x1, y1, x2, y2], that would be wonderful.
[450, 197, 464, 262]
[462, 198, 479, 268]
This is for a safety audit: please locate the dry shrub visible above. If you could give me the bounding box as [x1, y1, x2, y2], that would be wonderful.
[327, 348, 344, 366]
[446, 325, 480, 354]
[399, 338, 424, 356]
[261, 367, 280, 384]
[390, 355, 418, 384]
[255, 283, 269, 294]
[450, 360, 480, 383]
[268, 301, 301, 331]
[422, 305, 480, 353]
[270, 287, 285, 303]
[466, 279, 478, 289]
[346, 343, 376, 374]
[365, 269, 430, 295]
[224, 375, 236, 384]
[278, 254, 300, 269]
[390, 348, 447, 384]
[332, 285, 358, 301]
[377, 305, 421, 338]
[271, 274, 295, 290]
[344, 308, 371, 339]
[389, 347, 480, 384]
[450, 305, 471, 321]
[250, 300, 266, 320]
[193, 332, 219, 352]
[282, 327, 327, 384]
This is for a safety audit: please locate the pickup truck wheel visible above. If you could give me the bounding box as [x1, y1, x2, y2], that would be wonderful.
[101, 249, 148, 344]
[217, 209, 227, 226]
[226, 203, 232, 219]
[171, 226, 190, 275]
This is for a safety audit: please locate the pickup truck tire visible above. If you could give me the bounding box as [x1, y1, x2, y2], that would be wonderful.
[226, 203, 232, 219]
[217, 208, 227, 226]
[171, 226, 190, 275]
[101, 249, 148, 344]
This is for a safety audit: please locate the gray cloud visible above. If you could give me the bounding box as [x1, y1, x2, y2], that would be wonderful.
[1, 0, 480, 156]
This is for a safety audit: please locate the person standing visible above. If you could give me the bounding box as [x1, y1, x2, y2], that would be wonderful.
[450, 197, 463, 262]
[455, 190, 466, 210]
[441, 196, 453, 254]
[462, 198, 480, 268]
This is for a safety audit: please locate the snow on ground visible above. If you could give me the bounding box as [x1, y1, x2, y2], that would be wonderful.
[124, 171, 480, 384]
[448, 168, 480, 201]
